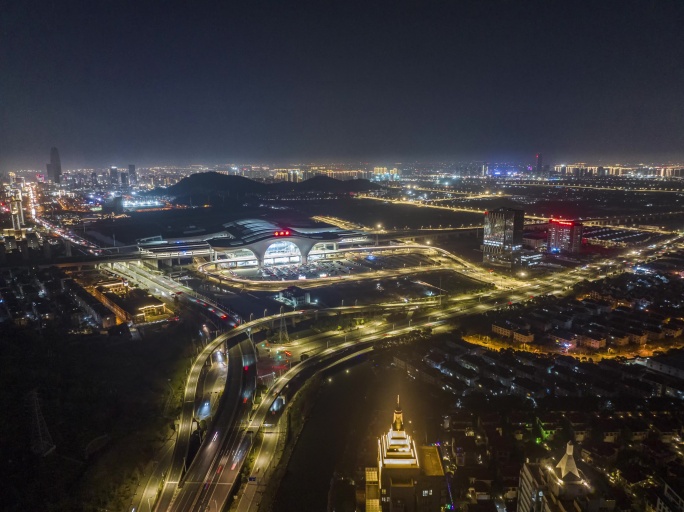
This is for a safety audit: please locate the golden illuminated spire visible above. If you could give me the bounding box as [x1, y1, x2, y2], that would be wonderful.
[392, 395, 403, 431]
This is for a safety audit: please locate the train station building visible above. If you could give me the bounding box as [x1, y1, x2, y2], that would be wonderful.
[207, 219, 369, 267]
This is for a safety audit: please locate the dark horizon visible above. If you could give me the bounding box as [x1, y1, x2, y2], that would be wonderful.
[2, 1, 684, 170]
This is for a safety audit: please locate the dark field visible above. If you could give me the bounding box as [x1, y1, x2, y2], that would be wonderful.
[301, 270, 485, 308]
[0, 319, 197, 511]
[276, 198, 484, 229]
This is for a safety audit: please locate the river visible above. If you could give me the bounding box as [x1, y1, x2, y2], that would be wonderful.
[272, 354, 451, 512]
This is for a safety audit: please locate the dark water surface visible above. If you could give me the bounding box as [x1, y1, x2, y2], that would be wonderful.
[272, 357, 450, 512]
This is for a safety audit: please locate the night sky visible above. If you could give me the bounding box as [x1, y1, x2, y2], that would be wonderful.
[2, 0, 683, 169]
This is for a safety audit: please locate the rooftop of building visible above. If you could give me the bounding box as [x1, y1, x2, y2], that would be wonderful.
[649, 350, 684, 370]
[98, 287, 164, 313]
[418, 446, 444, 476]
[224, 218, 355, 243]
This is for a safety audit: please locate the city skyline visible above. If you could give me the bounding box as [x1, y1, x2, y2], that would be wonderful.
[4, 135, 684, 512]
[2, 1, 684, 170]
[7, 151, 684, 175]
[3, 2, 684, 511]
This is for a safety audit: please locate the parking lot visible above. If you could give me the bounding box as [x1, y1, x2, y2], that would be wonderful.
[223, 252, 441, 282]
[583, 227, 672, 248]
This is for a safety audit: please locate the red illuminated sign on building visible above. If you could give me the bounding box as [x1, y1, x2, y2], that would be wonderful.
[550, 219, 574, 226]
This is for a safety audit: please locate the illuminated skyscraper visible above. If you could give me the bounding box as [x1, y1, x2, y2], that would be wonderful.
[109, 166, 119, 186]
[10, 198, 23, 229]
[547, 219, 583, 254]
[482, 207, 524, 267]
[128, 164, 137, 185]
[46, 147, 62, 183]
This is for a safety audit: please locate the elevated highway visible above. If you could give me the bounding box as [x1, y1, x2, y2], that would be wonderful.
[152, 301, 439, 512]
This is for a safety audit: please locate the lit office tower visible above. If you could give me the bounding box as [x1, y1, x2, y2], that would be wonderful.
[365, 398, 445, 511]
[120, 171, 129, 188]
[109, 166, 119, 186]
[536, 153, 542, 175]
[91, 171, 98, 186]
[46, 147, 62, 183]
[547, 219, 583, 254]
[128, 164, 136, 185]
[482, 207, 524, 267]
[10, 198, 23, 229]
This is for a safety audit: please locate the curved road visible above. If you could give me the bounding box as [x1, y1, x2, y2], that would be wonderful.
[154, 304, 429, 512]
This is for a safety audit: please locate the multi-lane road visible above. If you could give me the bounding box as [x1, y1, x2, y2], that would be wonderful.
[161, 317, 399, 512]
[129, 235, 684, 512]
[166, 339, 255, 512]
[142, 302, 397, 512]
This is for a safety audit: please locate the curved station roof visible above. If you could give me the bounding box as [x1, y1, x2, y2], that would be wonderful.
[207, 218, 366, 250]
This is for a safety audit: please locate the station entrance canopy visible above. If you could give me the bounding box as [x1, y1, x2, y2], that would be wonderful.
[206, 219, 369, 267]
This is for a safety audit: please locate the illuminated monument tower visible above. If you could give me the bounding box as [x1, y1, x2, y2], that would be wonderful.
[365, 397, 445, 511]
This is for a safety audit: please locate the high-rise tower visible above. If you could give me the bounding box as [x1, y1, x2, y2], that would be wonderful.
[536, 153, 543, 175]
[109, 166, 119, 186]
[482, 207, 524, 267]
[547, 219, 583, 254]
[46, 147, 62, 183]
[128, 164, 137, 185]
